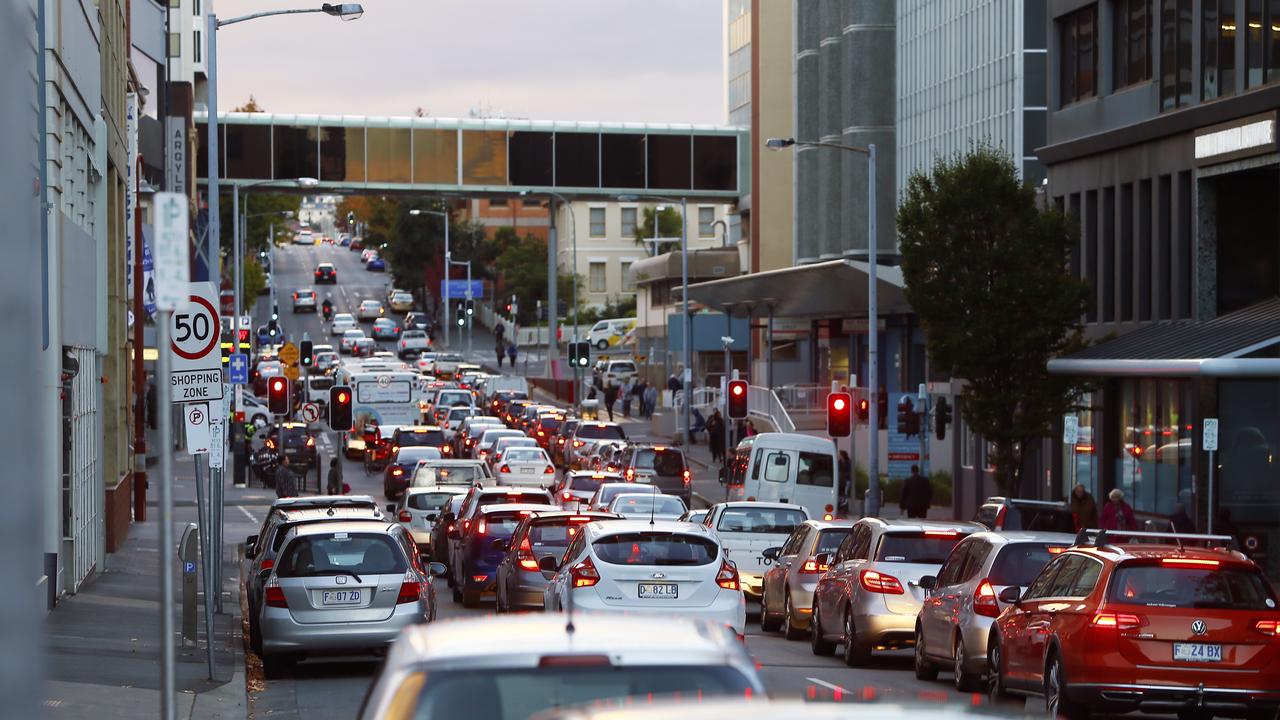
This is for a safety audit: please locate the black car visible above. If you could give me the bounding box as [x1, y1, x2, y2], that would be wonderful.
[267, 423, 319, 485]
[314, 262, 337, 284]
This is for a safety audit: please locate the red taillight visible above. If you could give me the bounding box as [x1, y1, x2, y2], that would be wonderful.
[562, 492, 573, 501]
[716, 560, 740, 591]
[682, 469, 692, 485]
[264, 439, 276, 450]
[860, 569, 904, 594]
[1091, 611, 1144, 629]
[398, 510, 412, 523]
[993, 505, 1007, 528]
[441, 445, 451, 454]
[499, 464, 511, 474]
[973, 579, 1000, 617]
[1255, 620, 1280, 636]
[798, 556, 828, 575]
[517, 537, 539, 571]
[476, 520, 487, 535]
[260, 558, 274, 571]
[557, 438, 565, 445]
[396, 579, 422, 604]
[544, 465, 555, 474]
[265, 585, 288, 608]
[574, 440, 585, 447]
[571, 557, 600, 588]
[537, 431, 545, 437]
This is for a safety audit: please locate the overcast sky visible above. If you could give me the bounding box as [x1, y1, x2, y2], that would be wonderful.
[213, 0, 725, 124]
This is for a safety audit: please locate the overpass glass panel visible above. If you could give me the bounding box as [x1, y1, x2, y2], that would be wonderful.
[693, 135, 737, 191]
[647, 134, 693, 190]
[462, 130, 508, 185]
[319, 126, 363, 182]
[601, 134, 645, 188]
[554, 132, 599, 188]
[226, 124, 271, 180]
[412, 129, 456, 185]
[509, 131, 553, 187]
[273, 125, 319, 181]
[367, 127, 411, 183]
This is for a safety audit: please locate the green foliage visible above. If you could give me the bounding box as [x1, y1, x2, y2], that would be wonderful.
[633, 206, 684, 253]
[241, 257, 266, 309]
[852, 468, 953, 507]
[897, 147, 1091, 495]
[577, 296, 638, 327]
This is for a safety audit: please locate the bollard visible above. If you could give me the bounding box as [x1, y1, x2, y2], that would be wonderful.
[179, 523, 199, 645]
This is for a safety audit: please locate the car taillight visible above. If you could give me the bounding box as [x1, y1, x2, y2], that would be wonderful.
[571, 557, 600, 588]
[397, 577, 423, 604]
[562, 492, 573, 501]
[1255, 620, 1280, 636]
[993, 505, 1007, 529]
[682, 469, 692, 485]
[265, 439, 276, 450]
[574, 440, 585, 447]
[798, 556, 828, 575]
[557, 438, 565, 445]
[265, 583, 288, 608]
[517, 537, 540, 571]
[716, 560, 740, 591]
[499, 464, 511, 474]
[260, 558, 274, 571]
[973, 579, 1000, 618]
[860, 569, 904, 594]
[477, 520, 487, 535]
[544, 465, 555, 474]
[1161, 558, 1220, 568]
[306, 437, 315, 447]
[1091, 611, 1144, 629]
[441, 445, 451, 454]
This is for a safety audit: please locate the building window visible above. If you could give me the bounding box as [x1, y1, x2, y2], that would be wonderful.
[489, 197, 507, 208]
[193, 30, 201, 63]
[168, 32, 181, 58]
[698, 207, 715, 237]
[1160, 0, 1194, 110]
[1059, 4, 1098, 105]
[1243, 0, 1280, 87]
[621, 261, 636, 292]
[194, 0, 201, 14]
[1113, 0, 1151, 89]
[621, 207, 637, 238]
[1203, 0, 1237, 100]
[589, 208, 606, 237]
[588, 262, 607, 292]
[1270, 0, 1280, 83]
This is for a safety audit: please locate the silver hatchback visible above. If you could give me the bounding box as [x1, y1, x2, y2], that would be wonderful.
[759, 519, 854, 640]
[258, 520, 444, 678]
[913, 529, 1076, 691]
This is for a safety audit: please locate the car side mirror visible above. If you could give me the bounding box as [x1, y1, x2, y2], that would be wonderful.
[491, 538, 510, 552]
[918, 575, 937, 590]
[425, 513, 438, 522]
[762, 546, 781, 561]
[539, 555, 559, 573]
[998, 586, 1022, 605]
[814, 552, 834, 568]
[385, 503, 396, 513]
[244, 535, 258, 559]
[427, 562, 448, 577]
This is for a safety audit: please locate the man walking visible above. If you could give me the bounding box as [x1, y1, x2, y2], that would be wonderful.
[275, 455, 299, 499]
[706, 408, 726, 463]
[899, 464, 931, 519]
[603, 382, 619, 422]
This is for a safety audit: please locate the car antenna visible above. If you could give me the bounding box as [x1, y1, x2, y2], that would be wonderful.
[565, 554, 577, 636]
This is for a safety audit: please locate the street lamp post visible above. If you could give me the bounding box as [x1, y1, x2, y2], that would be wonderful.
[522, 191, 579, 390]
[766, 137, 880, 516]
[408, 208, 451, 347]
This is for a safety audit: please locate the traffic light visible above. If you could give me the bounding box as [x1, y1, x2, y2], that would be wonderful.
[465, 300, 474, 317]
[876, 391, 888, 430]
[727, 380, 748, 419]
[935, 396, 952, 441]
[268, 376, 290, 414]
[574, 341, 590, 368]
[329, 385, 353, 431]
[827, 391, 851, 437]
[455, 305, 466, 327]
[271, 304, 279, 322]
[568, 343, 579, 366]
[856, 397, 869, 423]
[897, 397, 915, 436]
[300, 340, 313, 368]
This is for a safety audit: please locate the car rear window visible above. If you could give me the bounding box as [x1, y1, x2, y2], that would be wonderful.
[593, 532, 718, 566]
[1007, 505, 1076, 532]
[503, 448, 547, 463]
[817, 529, 851, 555]
[396, 430, 445, 448]
[280, 428, 311, 447]
[635, 448, 686, 475]
[477, 491, 553, 508]
[527, 518, 597, 548]
[407, 492, 458, 511]
[394, 447, 442, 465]
[988, 543, 1068, 587]
[612, 496, 687, 517]
[276, 533, 406, 577]
[796, 451, 835, 487]
[477, 511, 530, 537]
[569, 475, 608, 491]
[560, 420, 580, 435]
[536, 417, 562, 432]
[876, 531, 969, 564]
[415, 464, 485, 485]
[716, 507, 807, 534]
[481, 430, 522, 445]
[1108, 563, 1277, 610]
[576, 424, 626, 441]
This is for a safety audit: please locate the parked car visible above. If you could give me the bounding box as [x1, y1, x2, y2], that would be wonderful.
[758, 519, 855, 640]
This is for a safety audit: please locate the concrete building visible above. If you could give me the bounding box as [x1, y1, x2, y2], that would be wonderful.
[1040, 0, 1280, 576]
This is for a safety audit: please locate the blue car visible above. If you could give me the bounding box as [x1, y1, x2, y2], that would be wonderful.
[453, 503, 558, 608]
[339, 236, 351, 246]
[367, 256, 386, 272]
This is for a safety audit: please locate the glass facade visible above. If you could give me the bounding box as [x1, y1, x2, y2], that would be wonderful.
[1062, 394, 1102, 500]
[1115, 379, 1194, 516]
[1219, 380, 1280, 578]
[412, 129, 455, 185]
[366, 126, 411, 183]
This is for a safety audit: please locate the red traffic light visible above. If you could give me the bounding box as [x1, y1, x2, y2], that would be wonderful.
[827, 391, 852, 437]
[832, 396, 847, 411]
[336, 391, 348, 404]
[268, 376, 290, 414]
[329, 385, 353, 431]
[731, 383, 745, 397]
[726, 380, 749, 419]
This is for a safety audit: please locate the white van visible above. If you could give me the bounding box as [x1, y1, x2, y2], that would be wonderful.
[482, 375, 529, 402]
[740, 432, 839, 520]
[586, 317, 636, 351]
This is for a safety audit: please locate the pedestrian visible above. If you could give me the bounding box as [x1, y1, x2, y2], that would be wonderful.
[744, 419, 758, 438]
[495, 320, 506, 345]
[603, 382, 619, 422]
[899, 464, 932, 519]
[621, 378, 634, 417]
[644, 382, 658, 419]
[507, 340, 518, 367]
[1099, 488, 1137, 531]
[495, 340, 505, 368]
[1168, 502, 1195, 534]
[275, 455, 299, 499]
[326, 456, 344, 495]
[706, 409, 726, 463]
[1070, 483, 1099, 530]
[667, 372, 682, 394]
[838, 451, 852, 513]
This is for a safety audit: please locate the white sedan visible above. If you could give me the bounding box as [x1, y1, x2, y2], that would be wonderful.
[356, 299, 384, 321]
[543, 520, 746, 636]
[340, 328, 366, 354]
[493, 447, 556, 487]
[331, 313, 357, 336]
[607, 493, 688, 522]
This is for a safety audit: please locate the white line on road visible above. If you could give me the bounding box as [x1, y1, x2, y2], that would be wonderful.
[805, 677, 851, 695]
[238, 505, 258, 524]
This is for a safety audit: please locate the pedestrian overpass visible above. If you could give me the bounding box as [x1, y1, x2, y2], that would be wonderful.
[195, 112, 747, 199]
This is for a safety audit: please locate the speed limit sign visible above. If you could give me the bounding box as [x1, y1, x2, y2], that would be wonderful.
[168, 281, 225, 403]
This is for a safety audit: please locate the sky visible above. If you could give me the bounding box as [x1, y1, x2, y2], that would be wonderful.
[214, 0, 726, 125]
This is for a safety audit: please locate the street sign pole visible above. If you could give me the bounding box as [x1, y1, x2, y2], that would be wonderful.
[1204, 418, 1219, 533]
[191, 459, 215, 679]
[156, 312, 178, 713]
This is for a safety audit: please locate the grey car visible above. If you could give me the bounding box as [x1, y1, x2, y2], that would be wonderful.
[913, 529, 1076, 691]
[759, 519, 855, 640]
[494, 510, 621, 612]
[618, 444, 691, 505]
[257, 520, 444, 678]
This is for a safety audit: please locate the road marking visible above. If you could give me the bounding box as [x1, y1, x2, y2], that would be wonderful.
[238, 505, 258, 524]
[806, 677, 851, 695]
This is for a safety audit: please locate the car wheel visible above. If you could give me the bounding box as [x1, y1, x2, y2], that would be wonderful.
[1045, 652, 1088, 720]
[451, 579, 462, 603]
[842, 607, 871, 667]
[759, 586, 782, 632]
[248, 609, 263, 656]
[954, 633, 981, 692]
[914, 625, 939, 680]
[810, 601, 836, 656]
[596, 340, 608, 351]
[261, 653, 294, 680]
[783, 591, 806, 641]
[987, 634, 1015, 701]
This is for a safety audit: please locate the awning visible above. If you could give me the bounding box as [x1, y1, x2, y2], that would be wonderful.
[629, 248, 741, 286]
[1047, 297, 1280, 376]
[683, 259, 912, 318]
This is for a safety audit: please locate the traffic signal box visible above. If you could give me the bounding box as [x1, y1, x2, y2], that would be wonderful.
[856, 397, 869, 423]
[935, 396, 952, 441]
[827, 391, 851, 437]
[455, 306, 466, 327]
[268, 376, 290, 414]
[329, 385, 353, 431]
[727, 380, 748, 419]
[300, 340, 313, 368]
[574, 341, 591, 369]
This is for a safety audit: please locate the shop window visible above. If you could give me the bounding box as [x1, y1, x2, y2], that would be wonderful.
[1059, 4, 1098, 106]
[1161, 0, 1194, 110]
[1219, 379, 1280, 579]
[1203, 0, 1237, 100]
[1116, 379, 1193, 517]
[1114, 0, 1151, 89]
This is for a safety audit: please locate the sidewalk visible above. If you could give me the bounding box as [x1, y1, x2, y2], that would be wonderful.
[44, 456, 248, 720]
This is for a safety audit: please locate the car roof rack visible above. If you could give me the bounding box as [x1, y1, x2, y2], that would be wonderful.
[1073, 528, 1238, 552]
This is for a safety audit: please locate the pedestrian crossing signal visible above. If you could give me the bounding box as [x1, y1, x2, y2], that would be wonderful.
[455, 306, 466, 327]
[329, 385, 353, 431]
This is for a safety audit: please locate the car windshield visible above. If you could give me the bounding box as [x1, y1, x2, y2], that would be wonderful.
[276, 532, 406, 577]
[397, 430, 446, 448]
[415, 464, 485, 485]
[716, 507, 807, 534]
[612, 496, 687, 516]
[1108, 563, 1277, 610]
[569, 475, 608, 491]
[876, 531, 969, 564]
[988, 543, 1068, 586]
[405, 665, 754, 719]
[817, 529, 851, 555]
[634, 448, 686, 475]
[407, 492, 458, 511]
[576, 424, 626, 441]
[593, 532, 717, 566]
[504, 449, 547, 464]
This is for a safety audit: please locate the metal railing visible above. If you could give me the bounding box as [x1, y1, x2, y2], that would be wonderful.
[746, 385, 796, 433]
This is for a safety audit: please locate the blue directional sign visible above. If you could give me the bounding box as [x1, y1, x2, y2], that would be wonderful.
[228, 352, 250, 385]
[441, 279, 485, 300]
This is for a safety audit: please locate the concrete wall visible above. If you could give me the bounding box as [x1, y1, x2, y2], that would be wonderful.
[753, 0, 795, 273]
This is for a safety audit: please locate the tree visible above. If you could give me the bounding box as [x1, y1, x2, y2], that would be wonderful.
[232, 95, 265, 113]
[897, 147, 1091, 495]
[633, 206, 684, 254]
[242, 257, 266, 305]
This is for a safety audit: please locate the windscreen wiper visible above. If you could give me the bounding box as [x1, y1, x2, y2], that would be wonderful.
[314, 569, 363, 583]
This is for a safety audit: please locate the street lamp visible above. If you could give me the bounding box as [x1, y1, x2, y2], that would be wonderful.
[618, 193, 690, 449]
[409, 208, 452, 348]
[767, 135, 881, 516]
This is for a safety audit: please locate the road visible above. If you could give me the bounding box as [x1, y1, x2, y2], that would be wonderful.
[239, 242, 1035, 719]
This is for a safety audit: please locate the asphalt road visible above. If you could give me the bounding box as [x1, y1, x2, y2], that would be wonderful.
[243, 242, 1038, 719]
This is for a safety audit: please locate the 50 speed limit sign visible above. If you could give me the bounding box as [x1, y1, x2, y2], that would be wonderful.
[169, 281, 225, 403]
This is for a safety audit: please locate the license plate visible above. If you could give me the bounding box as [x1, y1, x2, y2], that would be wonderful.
[637, 583, 678, 599]
[321, 589, 363, 606]
[521, 467, 534, 474]
[1173, 642, 1222, 662]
